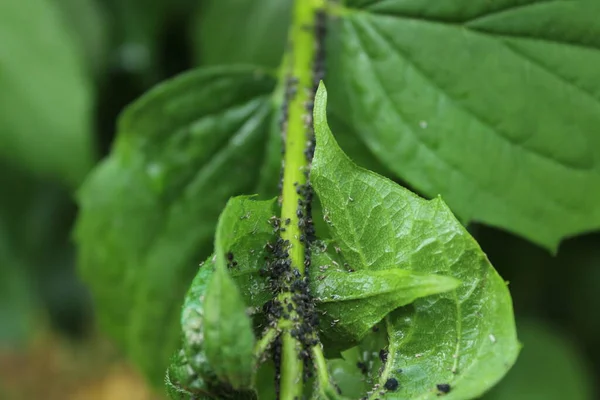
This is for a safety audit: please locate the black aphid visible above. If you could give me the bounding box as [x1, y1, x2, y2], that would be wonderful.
[357, 361, 368, 375]
[379, 349, 388, 364]
[384, 378, 399, 392]
[436, 384, 451, 394]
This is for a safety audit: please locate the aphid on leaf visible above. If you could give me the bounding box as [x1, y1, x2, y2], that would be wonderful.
[436, 383, 451, 394]
[384, 378, 399, 392]
[379, 349, 388, 364]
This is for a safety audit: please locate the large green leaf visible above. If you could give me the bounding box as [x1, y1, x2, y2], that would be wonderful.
[0, 0, 94, 186]
[194, 0, 292, 69]
[326, 0, 600, 250]
[312, 84, 519, 399]
[483, 320, 594, 400]
[75, 66, 276, 383]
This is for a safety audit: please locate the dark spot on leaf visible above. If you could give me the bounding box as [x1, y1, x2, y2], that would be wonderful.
[379, 349, 388, 364]
[357, 361, 368, 375]
[384, 378, 399, 391]
[436, 383, 451, 394]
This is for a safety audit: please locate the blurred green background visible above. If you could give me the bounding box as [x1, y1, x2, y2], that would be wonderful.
[0, 0, 597, 399]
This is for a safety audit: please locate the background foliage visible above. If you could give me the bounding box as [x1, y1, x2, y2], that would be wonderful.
[0, 0, 598, 399]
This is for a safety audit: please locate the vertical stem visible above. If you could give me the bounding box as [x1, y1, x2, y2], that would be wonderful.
[277, 0, 324, 399]
[280, 1, 319, 274]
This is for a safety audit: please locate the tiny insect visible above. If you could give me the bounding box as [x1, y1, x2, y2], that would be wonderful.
[384, 378, 399, 392]
[379, 349, 388, 363]
[436, 384, 451, 394]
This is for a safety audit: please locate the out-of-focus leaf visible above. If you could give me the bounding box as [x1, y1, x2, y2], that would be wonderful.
[194, 0, 292, 69]
[0, 162, 87, 339]
[327, 0, 600, 250]
[51, 0, 109, 76]
[75, 66, 276, 384]
[0, 0, 94, 186]
[483, 320, 594, 400]
[0, 223, 36, 345]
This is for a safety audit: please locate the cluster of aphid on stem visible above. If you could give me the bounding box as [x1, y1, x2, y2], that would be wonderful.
[222, 3, 456, 397]
[253, 5, 330, 398]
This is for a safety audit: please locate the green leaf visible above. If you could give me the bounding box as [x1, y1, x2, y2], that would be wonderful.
[483, 320, 594, 400]
[204, 264, 255, 389]
[169, 196, 275, 395]
[312, 84, 519, 400]
[204, 197, 261, 389]
[51, 0, 109, 77]
[172, 196, 278, 393]
[310, 249, 460, 346]
[194, 0, 292, 68]
[166, 349, 211, 400]
[0, 0, 94, 186]
[0, 223, 36, 345]
[213, 196, 278, 309]
[75, 66, 276, 384]
[327, 0, 600, 250]
[179, 262, 215, 380]
[328, 328, 388, 398]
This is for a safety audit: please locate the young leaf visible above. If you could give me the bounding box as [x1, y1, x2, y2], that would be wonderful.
[203, 196, 266, 389]
[0, 0, 93, 186]
[175, 196, 278, 386]
[312, 84, 519, 399]
[180, 262, 215, 380]
[204, 263, 255, 389]
[310, 249, 460, 346]
[326, 0, 600, 250]
[213, 196, 278, 310]
[75, 66, 276, 383]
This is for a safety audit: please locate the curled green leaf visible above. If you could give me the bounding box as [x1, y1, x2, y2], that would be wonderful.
[165, 349, 211, 400]
[204, 263, 256, 389]
[312, 83, 519, 400]
[203, 196, 269, 389]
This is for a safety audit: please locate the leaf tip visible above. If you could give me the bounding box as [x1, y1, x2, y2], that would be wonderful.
[314, 80, 328, 129]
[439, 275, 462, 292]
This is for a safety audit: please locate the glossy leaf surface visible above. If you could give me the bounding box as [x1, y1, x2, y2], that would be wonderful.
[310, 249, 460, 346]
[312, 84, 519, 400]
[327, 0, 600, 250]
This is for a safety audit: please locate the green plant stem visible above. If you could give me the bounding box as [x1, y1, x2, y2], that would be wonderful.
[313, 345, 337, 397]
[254, 327, 278, 360]
[278, 0, 324, 398]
